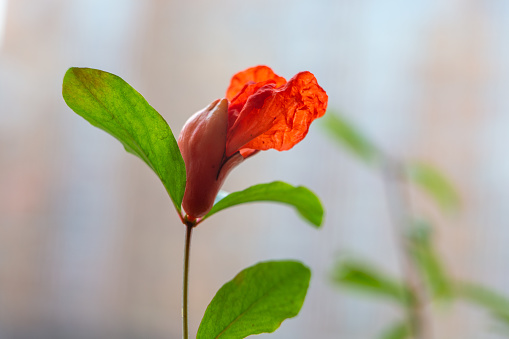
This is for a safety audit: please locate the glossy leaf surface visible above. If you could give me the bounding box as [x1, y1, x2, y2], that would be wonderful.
[204, 181, 323, 227]
[197, 261, 311, 339]
[62, 68, 186, 212]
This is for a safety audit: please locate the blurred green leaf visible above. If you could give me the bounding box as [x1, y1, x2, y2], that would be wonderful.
[456, 282, 509, 325]
[405, 162, 460, 213]
[204, 181, 324, 227]
[407, 220, 452, 300]
[379, 320, 411, 339]
[197, 261, 311, 339]
[332, 258, 412, 305]
[322, 111, 380, 165]
[62, 68, 186, 212]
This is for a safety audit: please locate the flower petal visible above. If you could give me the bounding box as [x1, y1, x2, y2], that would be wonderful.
[225, 71, 327, 156]
[227, 80, 276, 131]
[226, 65, 286, 102]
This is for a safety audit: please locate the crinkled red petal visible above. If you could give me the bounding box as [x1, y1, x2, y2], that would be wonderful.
[226, 71, 327, 156]
[227, 80, 276, 131]
[226, 65, 286, 102]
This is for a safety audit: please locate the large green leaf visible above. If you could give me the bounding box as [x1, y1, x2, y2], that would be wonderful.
[62, 68, 186, 212]
[203, 181, 324, 227]
[405, 162, 460, 213]
[331, 258, 413, 305]
[322, 111, 380, 165]
[197, 261, 311, 339]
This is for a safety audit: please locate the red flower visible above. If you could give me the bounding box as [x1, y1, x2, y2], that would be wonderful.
[178, 66, 328, 220]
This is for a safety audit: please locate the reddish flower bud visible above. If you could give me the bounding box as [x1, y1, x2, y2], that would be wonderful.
[178, 66, 328, 220]
[178, 99, 243, 219]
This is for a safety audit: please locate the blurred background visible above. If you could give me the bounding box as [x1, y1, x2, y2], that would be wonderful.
[1, 0, 509, 338]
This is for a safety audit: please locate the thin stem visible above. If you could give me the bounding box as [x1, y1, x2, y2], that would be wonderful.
[382, 157, 431, 339]
[182, 222, 194, 339]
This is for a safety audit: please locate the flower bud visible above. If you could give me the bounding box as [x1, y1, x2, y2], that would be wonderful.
[178, 99, 241, 219]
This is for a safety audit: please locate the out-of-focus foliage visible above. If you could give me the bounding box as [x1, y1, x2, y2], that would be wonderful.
[322, 111, 380, 165]
[332, 258, 412, 305]
[378, 321, 411, 339]
[406, 220, 453, 300]
[456, 283, 509, 326]
[323, 111, 460, 212]
[405, 162, 461, 213]
[324, 109, 509, 338]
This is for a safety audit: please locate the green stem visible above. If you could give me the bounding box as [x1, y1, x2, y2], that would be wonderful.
[182, 222, 193, 339]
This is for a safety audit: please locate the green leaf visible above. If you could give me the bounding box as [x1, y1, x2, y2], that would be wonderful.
[197, 260, 311, 339]
[62, 68, 186, 212]
[456, 283, 509, 325]
[407, 221, 452, 300]
[331, 258, 412, 305]
[322, 111, 380, 165]
[378, 320, 411, 339]
[405, 162, 460, 213]
[203, 181, 324, 228]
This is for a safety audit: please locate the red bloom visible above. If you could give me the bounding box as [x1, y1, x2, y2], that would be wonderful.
[178, 66, 328, 219]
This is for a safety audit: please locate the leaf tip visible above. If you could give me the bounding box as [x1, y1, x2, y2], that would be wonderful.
[405, 161, 461, 214]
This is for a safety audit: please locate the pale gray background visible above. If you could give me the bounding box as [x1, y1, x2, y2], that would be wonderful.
[1, 0, 508, 338]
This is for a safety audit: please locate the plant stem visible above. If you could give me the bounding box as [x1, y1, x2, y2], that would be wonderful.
[182, 222, 194, 339]
[382, 158, 431, 339]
